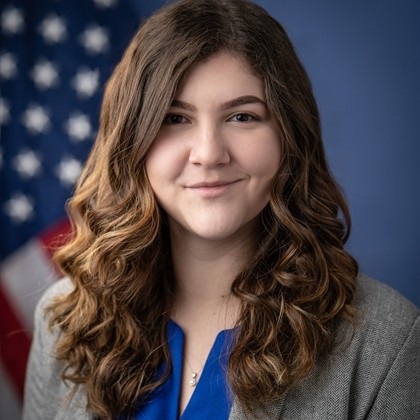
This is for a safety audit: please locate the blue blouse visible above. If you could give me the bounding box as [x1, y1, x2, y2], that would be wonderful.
[134, 320, 235, 420]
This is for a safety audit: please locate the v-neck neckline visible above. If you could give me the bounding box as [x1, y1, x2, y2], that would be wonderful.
[133, 321, 235, 419]
[167, 320, 235, 419]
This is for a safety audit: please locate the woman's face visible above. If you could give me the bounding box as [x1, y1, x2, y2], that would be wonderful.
[146, 52, 281, 243]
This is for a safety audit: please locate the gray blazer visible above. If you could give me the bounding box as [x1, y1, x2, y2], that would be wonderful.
[23, 275, 419, 419]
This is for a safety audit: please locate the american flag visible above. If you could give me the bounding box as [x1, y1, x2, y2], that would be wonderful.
[0, 1, 163, 417]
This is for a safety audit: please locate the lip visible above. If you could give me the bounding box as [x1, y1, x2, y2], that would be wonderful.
[186, 180, 241, 197]
[188, 180, 238, 188]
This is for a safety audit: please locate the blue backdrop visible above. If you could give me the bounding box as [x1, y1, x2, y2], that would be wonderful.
[256, 0, 420, 305]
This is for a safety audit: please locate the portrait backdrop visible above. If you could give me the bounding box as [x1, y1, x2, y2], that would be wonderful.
[1, 0, 418, 418]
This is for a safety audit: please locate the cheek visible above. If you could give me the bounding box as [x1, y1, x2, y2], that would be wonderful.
[145, 138, 181, 185]
[144, 151, 159, 188]
[145, 147, 168, 196]
[246, 137, 281, 180]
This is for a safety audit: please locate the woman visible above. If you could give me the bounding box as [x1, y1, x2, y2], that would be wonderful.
[23, 0, 419, 419]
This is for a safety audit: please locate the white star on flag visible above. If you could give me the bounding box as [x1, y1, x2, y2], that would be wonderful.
[38, 14, 67, 43]
[30, 59, 59, 90]
[0, 52, 17, 79]
[3, 193, 34, 223]
[55, 156, 83, 186]
[12, 150, 42, 179]
[1, 7, 24, 35]
[21, 104, 51, 135]
[79, 25, 109, 54]
[93, 0, 118, 9]
[65, 113, 93, 141]
[72, 68, 100, 98]
[0, 97, 10, 125]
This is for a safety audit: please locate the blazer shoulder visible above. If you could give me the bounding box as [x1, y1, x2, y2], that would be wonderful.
[351, 274, 419, 357]
[356, 274, 419, 325]
[34, 277, 74, 319]
[38, 277, 74, 305]
[24, 277, 90, 420]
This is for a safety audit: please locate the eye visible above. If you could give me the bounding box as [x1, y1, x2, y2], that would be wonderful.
[229, 113, 258, 123]
[163, 114, 188, 124]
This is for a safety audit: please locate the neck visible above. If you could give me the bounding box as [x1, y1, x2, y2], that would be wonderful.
[169, 222, 257, 331]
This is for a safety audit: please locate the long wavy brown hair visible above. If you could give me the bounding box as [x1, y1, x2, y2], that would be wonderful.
[49, 0, 358, 417]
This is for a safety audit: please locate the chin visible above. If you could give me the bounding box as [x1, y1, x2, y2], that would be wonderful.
[187, 220, 255, 243]
[193, 229, 237, 242]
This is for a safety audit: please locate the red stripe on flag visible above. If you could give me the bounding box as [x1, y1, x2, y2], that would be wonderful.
[0, 283, 31, 402]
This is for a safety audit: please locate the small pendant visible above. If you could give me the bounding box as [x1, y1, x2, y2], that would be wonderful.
[189, 372, 198, 386]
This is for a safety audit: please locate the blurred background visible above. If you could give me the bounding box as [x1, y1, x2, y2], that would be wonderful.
[1, 0, 419, 417]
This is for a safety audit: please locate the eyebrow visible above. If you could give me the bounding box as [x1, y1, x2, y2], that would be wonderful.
[221, 95, 267, 111]
[170, 95, 267, 112]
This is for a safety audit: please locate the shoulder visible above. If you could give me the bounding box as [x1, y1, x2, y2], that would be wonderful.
[24, 277, 90, 420]
[329, 275, 419, 419]
[356, 273, 418, 318]
[36, 277, 74, 311]
[337, 273, 419, 373]
[230, 275, 420, 420]
[353, 274, 419, 352]
[32, 277, 73, 345]
[33, 277, 73, 326]
[352, 273, 419, 366]
[342, 275, 420, 418]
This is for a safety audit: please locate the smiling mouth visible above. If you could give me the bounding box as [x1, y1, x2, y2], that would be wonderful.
[187, 180, 241, 197]
[188, 180, 238, 188]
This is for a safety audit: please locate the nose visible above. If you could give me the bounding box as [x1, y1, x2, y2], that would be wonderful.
[189, 123, 230, 167]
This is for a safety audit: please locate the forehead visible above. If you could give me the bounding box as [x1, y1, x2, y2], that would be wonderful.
[175, 52, 265, 101]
